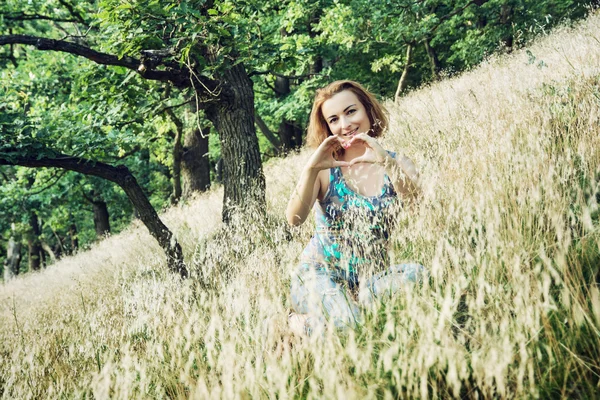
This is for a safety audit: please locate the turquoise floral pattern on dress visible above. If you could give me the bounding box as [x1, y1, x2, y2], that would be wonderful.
[301, 151, 399, 274]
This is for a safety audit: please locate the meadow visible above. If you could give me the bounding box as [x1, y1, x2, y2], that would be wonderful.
[1, 12, 600, 399]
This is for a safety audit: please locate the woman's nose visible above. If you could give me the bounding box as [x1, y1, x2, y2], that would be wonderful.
[341, 116, 352, 129]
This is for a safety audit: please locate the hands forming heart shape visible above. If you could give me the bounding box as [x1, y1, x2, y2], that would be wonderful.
[341, 132, 389, 166]
[308, 132, 391, 171]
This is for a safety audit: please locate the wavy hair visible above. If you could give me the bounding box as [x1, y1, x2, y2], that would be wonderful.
[306, 80, 389, 150]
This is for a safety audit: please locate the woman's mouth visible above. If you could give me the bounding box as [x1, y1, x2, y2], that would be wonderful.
[343, 127, 358, 137]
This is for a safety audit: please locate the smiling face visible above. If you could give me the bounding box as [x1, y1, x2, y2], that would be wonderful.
[307, 80, 388, 150]
[321, 90, 371, 140]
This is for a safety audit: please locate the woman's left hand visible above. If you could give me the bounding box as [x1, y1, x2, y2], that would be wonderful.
[345, 133, 391, 165]
[347, 133, 421, 198]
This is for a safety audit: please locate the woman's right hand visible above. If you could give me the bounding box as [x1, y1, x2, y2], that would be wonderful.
[307, 135, 350, 171]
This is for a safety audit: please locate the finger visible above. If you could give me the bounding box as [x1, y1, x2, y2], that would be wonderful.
[332, 160, 351, 167]
[349, 156, 377, 165]
[349, 156, 367, 165]
[325, 134, 344, 144]
[348, 133, 369, 145]
[325, 139, 343, 152]
[320, 135, 338, 148]
[354, 132, 373, 143]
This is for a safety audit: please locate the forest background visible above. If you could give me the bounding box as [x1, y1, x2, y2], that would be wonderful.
[0, 0, 596, 277]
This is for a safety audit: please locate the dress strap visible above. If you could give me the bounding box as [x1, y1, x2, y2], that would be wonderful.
[330, 166, 343, 181]
[320, 167, 341, 205]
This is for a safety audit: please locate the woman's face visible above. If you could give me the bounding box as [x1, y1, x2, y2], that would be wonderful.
[321, 90, 371, 141]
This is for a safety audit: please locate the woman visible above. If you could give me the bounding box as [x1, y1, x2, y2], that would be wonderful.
[286, 80, 425, 336]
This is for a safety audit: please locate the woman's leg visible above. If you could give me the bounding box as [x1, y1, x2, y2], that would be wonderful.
[358, 263, 426, 306]
[290, 266, 361, 334]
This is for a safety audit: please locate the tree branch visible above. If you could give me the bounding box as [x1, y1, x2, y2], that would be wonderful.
[1, 12, 82, 24]
[80, 188, 96, 204]
[57, 0, 89, 26]
[113, 97, 194, 129]
[27, 169, 68, 195]
[160, 98, 194, 115]
[249, 69, 327, 80]
[430, 0, 486, 34]
[254, 111, 281, 154]
[0, 34, 196, 88]
[0, 147, 187, 277]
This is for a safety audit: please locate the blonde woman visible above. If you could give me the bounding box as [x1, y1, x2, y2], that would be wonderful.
[286, 80, 425, 335]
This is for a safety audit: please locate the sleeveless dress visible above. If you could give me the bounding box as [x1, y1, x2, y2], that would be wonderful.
[290, 150, 426, 333]
[299, 150, 399, 281]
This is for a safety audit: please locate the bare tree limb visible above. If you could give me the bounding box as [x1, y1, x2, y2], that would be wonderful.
[26, 169, 68, 195]
[160, 98, 194, 114]
[113, 97, 194, 129]
[395, 44, 413, 102]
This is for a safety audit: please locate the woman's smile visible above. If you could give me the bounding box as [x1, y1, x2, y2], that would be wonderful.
[343, 127, 359, 136]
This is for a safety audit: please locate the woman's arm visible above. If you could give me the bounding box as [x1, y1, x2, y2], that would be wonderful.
[286, 167, 322, 226]
[383, 152, 421, 199]
[286, 135, 349, 226]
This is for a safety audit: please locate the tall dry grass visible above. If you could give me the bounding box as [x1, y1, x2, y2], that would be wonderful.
[2, 12, 600, 399]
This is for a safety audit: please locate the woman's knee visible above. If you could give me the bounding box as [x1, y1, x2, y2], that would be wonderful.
[290, 267, 361, 330]
[359, 263, 427, 305]
[290, 267, 336, 314]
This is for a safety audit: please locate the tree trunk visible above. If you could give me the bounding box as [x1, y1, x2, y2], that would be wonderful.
[278, 120, 295, 151]
[27, 212, 42, 271]
[50, 227, 65, 258]
[205, 63, 265, 223]
[293, 124, 303, 148]
[69, 220, 79, 254]
[255, 112, 282, 154]
[424, 39, 441, 80]
[274, 76, 302, 152]
[0, 153, 187, 278]
[311, 56, 323, 74]
[92, 199, 111, 237]
[138, 149, 151, 191]
[395, 44, 414, 103]
[182, 127, 211, 197]
[165, 106, 184, 204]
[41, 241, 57, 263]
[4, 236, 22, 280]
[172, 127, 183, 203]
[500, 4, 514, 50]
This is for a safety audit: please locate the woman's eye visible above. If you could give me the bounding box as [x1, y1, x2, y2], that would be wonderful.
[347, 109, 356, 115]
[329, 118, 338, 124]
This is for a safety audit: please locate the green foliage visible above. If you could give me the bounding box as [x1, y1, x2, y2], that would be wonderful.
[1, 0, 596, 270]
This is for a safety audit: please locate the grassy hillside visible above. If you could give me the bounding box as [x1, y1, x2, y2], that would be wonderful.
[2, 12, 600, 399]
